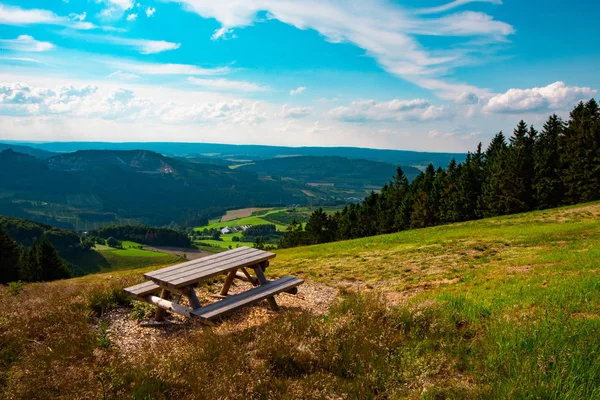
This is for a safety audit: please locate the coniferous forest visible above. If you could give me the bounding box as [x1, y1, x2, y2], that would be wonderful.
[280, 100, 600, 248]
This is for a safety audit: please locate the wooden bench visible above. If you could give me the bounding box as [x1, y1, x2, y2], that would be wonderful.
[191, 276, 303, 321]
[124, 246, 303, 323]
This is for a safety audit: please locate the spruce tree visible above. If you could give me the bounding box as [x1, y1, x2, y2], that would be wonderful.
[501, 121, 536, 213]
[305, 208, 332, 245]
[478, 132, 509, 217]
[533, 114, 565, 209]
[18, 243, 43, 282]
[410, 165, 436, 228]
[439, 158, 461, 223]
[0, 225, 20, 284]
[37, 235, 71, 281]
[561, 100, 600, 203]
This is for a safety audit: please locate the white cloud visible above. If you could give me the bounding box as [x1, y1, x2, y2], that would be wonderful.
[0, 81, 266, 124]
[171, 0, 513, 98]
[484, 82, 597, 113]
[104, 0, 134, 10]
[0, 4, 96, 30]
[0, 35, 55, 52]
[280, 105, 313, 118]
[126, 13, 138, 21]
[290, 86, 306, 96]
[68, 33, 181, 54]
[158, 100, 266, 125]
[146, 7, 156, 17]
[415, 0, 503, 15]
[187, 77, 269, 92]
[410, 11, 514, 37]
[69, 12, 87, 22]
[107, 70, 140, 80]
[454, 91, 480, 105]
[109, 60, 231, 75]
[328, 98, 432, 122]
[211, 27, 235, 40]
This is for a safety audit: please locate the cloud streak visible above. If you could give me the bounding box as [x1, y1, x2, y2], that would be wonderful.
[0, 35, 55, 52]
[414, 0, 502, 15]
[0, 4, 95, 30]
[187, 77, 269, 92]
[171, 0, 514, 98]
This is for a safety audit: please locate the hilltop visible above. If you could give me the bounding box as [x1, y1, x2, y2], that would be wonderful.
[1, 202, 598, 398]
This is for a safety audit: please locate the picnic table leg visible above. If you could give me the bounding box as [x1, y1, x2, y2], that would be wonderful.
[155, 288, 171, 322]
[220, 269, 237, 296]
[252, 265, 279, 311]
[185, 285, 202, 310]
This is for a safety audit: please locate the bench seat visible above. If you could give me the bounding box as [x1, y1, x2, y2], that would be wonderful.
[124, 280, 161, 298]
[191, 276, 304, 321]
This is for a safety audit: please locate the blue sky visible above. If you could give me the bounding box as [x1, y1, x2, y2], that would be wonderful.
[0, 0, 598, 151]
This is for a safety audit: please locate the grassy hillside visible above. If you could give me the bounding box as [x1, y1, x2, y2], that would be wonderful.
[1, 203, 599, 398]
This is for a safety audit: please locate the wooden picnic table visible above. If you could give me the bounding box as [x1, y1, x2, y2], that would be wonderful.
[124, 246, 303, 323]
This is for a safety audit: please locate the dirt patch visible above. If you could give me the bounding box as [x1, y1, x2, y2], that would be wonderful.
[104, 281, 338, 361]
[221, 208, 269, 222]
[572, 312, 599, 320]
[506, 265, 534, 274]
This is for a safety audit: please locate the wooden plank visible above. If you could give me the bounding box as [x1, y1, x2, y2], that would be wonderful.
[145, 247, 259, 280]
[220, 269, 237, 296]
[186, 286, 202, 309]
[191, 276, 303, 320]
[124, 281, 161, 297]
[144, 245, 251, 278]
[236, 269, 258, 285]
[145, 295, 193, 318]
[146, 248, 273, 284]
[253, 264, 279, 311]
[155, 252, 276, 289]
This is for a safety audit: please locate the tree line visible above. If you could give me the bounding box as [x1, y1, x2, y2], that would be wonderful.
[280, 99, 600, 248]
[0, 225, 71, 284]
[89, 225, 192, 248]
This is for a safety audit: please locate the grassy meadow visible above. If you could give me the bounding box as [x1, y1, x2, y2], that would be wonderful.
[1, 202, 599, 398]
[68, 241, 181, 275]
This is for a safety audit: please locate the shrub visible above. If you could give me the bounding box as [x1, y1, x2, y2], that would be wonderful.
[87, 287, 131, 316]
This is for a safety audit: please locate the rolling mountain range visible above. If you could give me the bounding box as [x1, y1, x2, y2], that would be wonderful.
[0, 148, 296, 227]
[0, 142, 447, 230]
[3, 141, 465, 166]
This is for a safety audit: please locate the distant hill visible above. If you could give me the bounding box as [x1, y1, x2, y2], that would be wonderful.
[8, 141, 465, 167]
[0, 143, 56, 159]
[238, 156, 421, 188]
[48, 150, 178, 173]
[0, 149, 298, 227]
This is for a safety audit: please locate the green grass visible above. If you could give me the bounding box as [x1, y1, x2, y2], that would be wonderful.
[2, 202, 599, 398]
[195, 212, 288, 232]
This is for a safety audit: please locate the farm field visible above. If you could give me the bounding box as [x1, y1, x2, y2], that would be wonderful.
[195, 206, 343, 233]
[195, 211, 288, 232]
[69, 240, 181, 275]
[3, 202, 599, 398]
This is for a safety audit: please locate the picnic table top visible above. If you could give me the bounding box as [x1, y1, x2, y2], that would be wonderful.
[144, 246, 276, 289]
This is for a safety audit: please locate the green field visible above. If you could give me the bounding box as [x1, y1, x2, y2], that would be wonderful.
[68, 241, 181, 275]
[195, 211, 288, 232]
[194, 206, 333, 235]
[3, 202, 599, 398]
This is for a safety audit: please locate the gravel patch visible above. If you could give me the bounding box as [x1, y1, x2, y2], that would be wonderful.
[102, 281, 338, 360]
